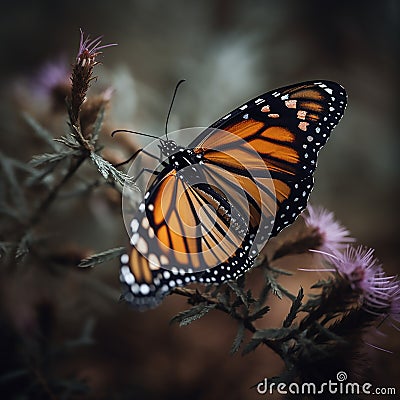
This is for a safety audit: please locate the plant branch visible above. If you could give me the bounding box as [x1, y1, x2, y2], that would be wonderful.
[171, 287, 286, 358]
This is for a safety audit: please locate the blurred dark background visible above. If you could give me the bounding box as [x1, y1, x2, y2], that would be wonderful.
[0, 1, 399, 399]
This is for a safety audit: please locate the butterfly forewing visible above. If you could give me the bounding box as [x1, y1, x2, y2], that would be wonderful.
[194, 80, 346, 179]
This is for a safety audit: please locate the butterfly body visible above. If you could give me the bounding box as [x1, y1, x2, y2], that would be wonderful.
[120, 80, 347, 309]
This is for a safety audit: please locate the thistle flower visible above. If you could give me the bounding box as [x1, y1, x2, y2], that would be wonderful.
[69, 29, 116, 126]
[303, 205, 354, 254]
[327, 246, 399, 315]
[364, 275, 400, 327]
[331, 246, 382, 291]
[386, 285, 400, 325]
[32, 58, 71, 111]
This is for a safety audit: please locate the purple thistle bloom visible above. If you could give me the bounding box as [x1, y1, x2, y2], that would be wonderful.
[76, 29, 117, 64]
[303, 205, 354, 254]
[32, 58, 70, 99]
[69, 30, 116, 126]
[387, 285, 400, 325]
[372, 279, 400, 326]
[328, 246, 399, 315]
[332, 246, 381, 292]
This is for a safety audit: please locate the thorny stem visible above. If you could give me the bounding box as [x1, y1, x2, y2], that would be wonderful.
[171, 287, 286, 358]
[69, 122, 94, 152]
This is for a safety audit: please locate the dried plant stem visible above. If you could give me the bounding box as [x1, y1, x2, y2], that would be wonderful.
[171, 287, 285, 358]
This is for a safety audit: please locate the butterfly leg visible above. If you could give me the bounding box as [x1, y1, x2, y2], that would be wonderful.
[113, 148, 143, 167]
[132, 167, 160, 185]
[130, 147, 169, 186]
[113, 147, 169, 169]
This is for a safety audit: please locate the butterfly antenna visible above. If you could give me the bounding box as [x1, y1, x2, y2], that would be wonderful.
[111, 130, 160, 167]
[165, 79, 186, 140]
[111, 129, 159, 140]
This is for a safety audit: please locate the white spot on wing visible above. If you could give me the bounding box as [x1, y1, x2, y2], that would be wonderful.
[131, 233, 139, 246]
[131, 219, 139, 233]
[136, 237, 148, 254]
[140, 284, 150, 295]
[148, 253, 160, 269]
[141, 218, 149, 229]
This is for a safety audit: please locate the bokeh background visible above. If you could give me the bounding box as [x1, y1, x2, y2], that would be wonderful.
[0, 1, 399, 399]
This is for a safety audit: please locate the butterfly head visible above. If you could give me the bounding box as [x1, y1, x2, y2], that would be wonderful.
[158, 138, 182, 157]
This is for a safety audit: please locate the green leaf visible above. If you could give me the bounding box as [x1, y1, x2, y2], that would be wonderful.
[283, 287, 304, 328]
[243, 328, 292, 355]
[268, 265, 293, 276]
[242, 337, 263, 354]
[230, 321, 245, 354]
[90, 152, 139, 189]
[30, 150, 80, 167]
[249, 305, 270, 321]
[311, 279, 333, 289]
[170, 303, 217, 327]
[79, 247, 126, 268]
[252, 327, 292, 341]
[227, 281, 249, 307]
[264, 269, 282, 299]
[277, 285, 297, 302]
[253, 283, 271, 312]
[54, 130, 81, 149]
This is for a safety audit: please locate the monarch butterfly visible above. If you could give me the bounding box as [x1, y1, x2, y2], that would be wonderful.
[119, 80, 347, 309]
